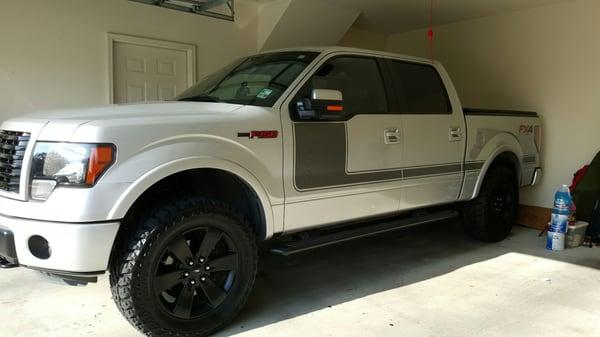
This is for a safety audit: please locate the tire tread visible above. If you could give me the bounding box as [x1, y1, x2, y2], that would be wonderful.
[109, 197, 257, 337]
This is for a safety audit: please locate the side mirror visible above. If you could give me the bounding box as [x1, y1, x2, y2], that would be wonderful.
[296, 89, 346, 120]
[312, 89, 343, 101]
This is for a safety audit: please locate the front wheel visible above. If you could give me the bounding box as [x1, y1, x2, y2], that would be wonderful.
[110, 198, 258, 337]
[462, 166, 519, 242]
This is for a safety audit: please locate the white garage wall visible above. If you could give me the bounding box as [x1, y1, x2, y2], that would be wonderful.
[384, 0, 600, 208]
[0, 0, 258, 120]
[339, 27, 388, 51]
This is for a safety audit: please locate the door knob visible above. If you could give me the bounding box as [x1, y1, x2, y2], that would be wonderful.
[449, 127, 463, 142]
[384, 128, 401, 144]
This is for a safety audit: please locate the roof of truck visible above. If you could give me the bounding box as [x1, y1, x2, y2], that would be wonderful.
[258, 46, 441, 65]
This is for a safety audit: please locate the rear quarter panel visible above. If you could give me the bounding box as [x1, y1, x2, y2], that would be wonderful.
[461, 114, 541, 200]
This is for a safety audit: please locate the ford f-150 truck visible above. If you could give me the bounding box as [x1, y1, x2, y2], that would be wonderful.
[0, 47, 541, 336]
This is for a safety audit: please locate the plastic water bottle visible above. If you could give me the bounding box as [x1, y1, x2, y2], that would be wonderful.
[547, 185, 572, 251]
[553, 185, 572, 216]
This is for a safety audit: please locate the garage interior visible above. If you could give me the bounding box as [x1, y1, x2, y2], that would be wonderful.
[1, 0, 599, 336]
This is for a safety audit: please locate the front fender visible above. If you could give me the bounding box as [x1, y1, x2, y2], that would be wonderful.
[107, 156, 277, 239]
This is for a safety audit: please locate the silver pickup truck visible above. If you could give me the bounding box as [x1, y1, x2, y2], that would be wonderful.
[0, 47, 541, 336]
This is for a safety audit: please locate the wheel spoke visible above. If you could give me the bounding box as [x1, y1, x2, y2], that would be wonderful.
[198, 278, 227, 307]
[155, 271, 183, 293]
[197, 229, 223, 258]
[173, 285, 195, 319]
[208, 253, 238, 272]
[168, 235, 194, 266]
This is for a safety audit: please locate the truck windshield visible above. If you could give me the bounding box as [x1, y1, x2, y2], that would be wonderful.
[176, 51, 319, 107]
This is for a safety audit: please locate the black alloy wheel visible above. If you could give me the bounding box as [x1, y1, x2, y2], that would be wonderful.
[153, 227, 239, 319]
[487, 180, 518, 228]
[462, 166, 519, 242]
[110, 197, 258, 337]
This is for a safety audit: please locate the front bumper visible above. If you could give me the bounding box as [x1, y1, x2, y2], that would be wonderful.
[0, 213, 119, 273]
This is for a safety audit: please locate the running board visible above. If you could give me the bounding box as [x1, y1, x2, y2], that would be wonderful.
[271, 210, 459, 256]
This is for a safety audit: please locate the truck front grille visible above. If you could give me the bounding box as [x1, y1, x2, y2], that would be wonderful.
[0, 130, 30, 193]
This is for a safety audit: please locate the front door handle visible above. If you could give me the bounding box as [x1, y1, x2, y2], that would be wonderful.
[384, 128, 401, 144]
[449, 127, 463, 142]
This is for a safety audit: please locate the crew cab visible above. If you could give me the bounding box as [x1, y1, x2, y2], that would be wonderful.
[0, 47, 541, 336]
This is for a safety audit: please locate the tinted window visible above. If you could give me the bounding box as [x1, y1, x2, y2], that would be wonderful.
[297, 56, 388, 116]
[388, 61, 451, 113]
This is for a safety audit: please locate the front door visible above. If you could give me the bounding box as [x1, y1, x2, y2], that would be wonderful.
[281, 53, 404, 232]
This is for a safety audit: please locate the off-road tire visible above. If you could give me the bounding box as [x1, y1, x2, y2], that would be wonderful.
[462, 166, 519, 242]
[109, 197, 258, 337]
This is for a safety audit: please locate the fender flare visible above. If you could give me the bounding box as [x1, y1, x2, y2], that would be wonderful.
[470, 142, 524, 200]
[107, 157, 275, 239]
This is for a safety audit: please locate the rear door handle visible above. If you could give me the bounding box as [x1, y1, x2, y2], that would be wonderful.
[384, 128, 401, 144]
[449, 127, 463, 142]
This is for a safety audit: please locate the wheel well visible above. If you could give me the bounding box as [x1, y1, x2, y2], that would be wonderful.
[119, 169, 267, 240]
[488, 151, 521, 183]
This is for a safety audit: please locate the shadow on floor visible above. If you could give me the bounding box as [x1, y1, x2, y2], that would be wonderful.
[217, 220, 600, 335]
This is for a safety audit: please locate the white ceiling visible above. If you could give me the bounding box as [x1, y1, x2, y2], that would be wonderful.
[321, 0, 572, 35]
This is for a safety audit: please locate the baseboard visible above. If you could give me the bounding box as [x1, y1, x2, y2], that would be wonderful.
[515, 205, 551, 230]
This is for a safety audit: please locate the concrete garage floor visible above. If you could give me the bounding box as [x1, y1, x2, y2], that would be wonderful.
[1, 221, 599, 337]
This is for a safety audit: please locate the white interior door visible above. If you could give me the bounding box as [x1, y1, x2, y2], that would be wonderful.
[111, 36, 194, 103]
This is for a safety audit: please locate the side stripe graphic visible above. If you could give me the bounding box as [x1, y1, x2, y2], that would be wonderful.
[523, 155, 537, 163]
[294, 123, 483, 191]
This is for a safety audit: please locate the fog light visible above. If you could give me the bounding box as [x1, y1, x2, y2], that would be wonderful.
[28, 235, 51, 260]
[31, 179, 57, 201]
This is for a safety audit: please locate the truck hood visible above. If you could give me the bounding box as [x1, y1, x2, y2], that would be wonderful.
[21, 101, 244, 122]
[0, 101, 246, 142]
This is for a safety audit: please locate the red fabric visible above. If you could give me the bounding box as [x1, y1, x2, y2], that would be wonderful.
[570, 165, 589, 193]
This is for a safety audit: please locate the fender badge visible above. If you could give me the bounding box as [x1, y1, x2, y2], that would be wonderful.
[237, 130, 279, 139]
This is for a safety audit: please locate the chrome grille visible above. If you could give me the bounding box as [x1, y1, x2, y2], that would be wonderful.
[0, 130, 30, 193]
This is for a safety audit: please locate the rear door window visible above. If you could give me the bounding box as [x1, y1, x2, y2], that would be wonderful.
[388, 60, 451, 114]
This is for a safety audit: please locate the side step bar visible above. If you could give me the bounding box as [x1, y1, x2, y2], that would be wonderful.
[271, 210, 459, 256]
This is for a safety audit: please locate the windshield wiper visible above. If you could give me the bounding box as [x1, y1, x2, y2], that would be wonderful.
[178, 95, 221, 102]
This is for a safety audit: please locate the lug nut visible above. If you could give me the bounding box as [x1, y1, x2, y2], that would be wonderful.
[190, 280, 196, 285]
[199, 258, 205, 263]
[183, 272, 190, 277]
[188, 260, 194, 266]
[200, 277, 206, 282]
[205, 266, 211, 271]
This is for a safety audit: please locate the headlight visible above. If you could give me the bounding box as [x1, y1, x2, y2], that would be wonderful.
[30, 142, 115, 200]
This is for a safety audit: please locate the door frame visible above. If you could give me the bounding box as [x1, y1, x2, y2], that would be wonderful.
[107, 33, 197, 103]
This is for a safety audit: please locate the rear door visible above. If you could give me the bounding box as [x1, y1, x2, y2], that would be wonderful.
[281, 53, 404, 232]
[385, 59, 466, 209]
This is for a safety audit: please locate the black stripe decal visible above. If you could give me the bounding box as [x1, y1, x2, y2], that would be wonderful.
[403, 164, 462, 178]
[295, 123, 403, 190]
[294, 123, 485, 191]
[464, 162, 485, 171]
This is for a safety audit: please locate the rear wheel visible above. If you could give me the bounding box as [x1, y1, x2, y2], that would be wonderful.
[462, 166, 519, 242]
[110, 197, 257, 337]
